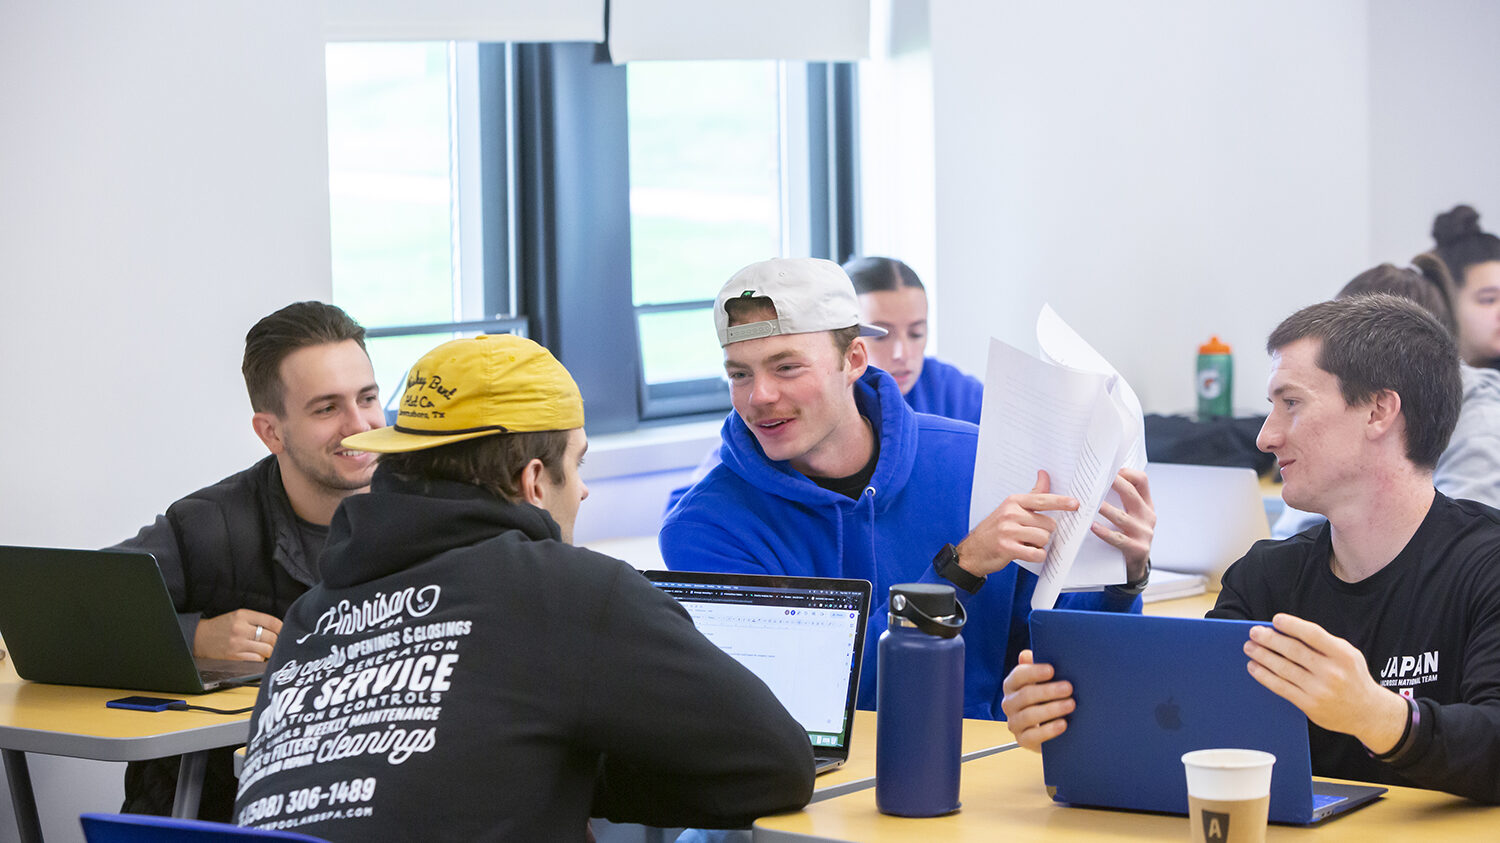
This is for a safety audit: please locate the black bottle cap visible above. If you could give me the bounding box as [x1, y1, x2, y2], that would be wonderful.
[890, 583, 957, 618]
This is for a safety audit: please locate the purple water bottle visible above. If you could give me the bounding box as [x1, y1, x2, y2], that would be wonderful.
[876, 582, 966, 817]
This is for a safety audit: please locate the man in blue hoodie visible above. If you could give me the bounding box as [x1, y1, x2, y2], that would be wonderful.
[660, 258, 1154, 720]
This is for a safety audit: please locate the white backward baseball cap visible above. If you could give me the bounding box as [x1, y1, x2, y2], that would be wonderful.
[714, 258, 888, 347]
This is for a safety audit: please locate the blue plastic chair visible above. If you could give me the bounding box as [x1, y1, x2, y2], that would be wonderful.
[79, 813, 330, 842]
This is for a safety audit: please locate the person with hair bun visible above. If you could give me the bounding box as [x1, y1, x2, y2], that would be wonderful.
[843, 256, 985, 424]
[1272, 256, 1500, 537]
[1432, 205, 1500, 368]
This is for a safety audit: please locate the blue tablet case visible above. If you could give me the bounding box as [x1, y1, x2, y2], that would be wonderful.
[1030, 609, 1348, 824]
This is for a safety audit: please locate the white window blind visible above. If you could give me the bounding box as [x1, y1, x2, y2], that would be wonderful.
[607, 0, 869, 63]
[324, 0, 605, 43]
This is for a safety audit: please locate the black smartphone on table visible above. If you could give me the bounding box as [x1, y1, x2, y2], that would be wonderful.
[106, 696, 183, 712]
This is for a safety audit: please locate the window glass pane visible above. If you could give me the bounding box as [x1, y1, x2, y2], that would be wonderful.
[366, 334, 450, 414]
[627, 60, 781, 389]
[326, 43, 455, 329]
[637, 308, 723, 385]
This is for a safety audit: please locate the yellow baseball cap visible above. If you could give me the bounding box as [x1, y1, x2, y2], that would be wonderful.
[342, 334, 584, 454]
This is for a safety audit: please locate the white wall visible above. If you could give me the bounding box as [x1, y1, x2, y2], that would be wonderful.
[1368, 0, 1500, 262]
[0, 2, 332, 840]
[928, 1, 1372, 415]
[0, 0, 334, 551]
[857, 0, 939, 347]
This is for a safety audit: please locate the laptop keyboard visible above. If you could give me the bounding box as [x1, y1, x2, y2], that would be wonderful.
[199, 667, 257, 684]
[195, 657, 266, 686]
[1312, 793, 1346, 810]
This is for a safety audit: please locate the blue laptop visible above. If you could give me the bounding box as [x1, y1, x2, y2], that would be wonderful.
[1030, 609, 1386, 824]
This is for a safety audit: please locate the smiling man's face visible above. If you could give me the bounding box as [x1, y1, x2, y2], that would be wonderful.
[1257, 337, 1374, 515]
[724, 330, 864, 476]
[260, 340, 383, 497]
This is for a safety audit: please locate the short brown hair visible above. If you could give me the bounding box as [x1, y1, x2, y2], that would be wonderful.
[1267, 294, 1460, 469]
[724, 296, 859, 359]
[376, 430, 572, 502]
[242, 302, 368, 415]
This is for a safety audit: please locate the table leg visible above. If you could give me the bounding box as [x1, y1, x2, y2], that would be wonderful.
[171, 751, 208, 819]
[2, 748, 43, 843]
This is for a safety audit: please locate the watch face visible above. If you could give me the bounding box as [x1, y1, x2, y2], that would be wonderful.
[933, 544, 956, 569]
[934, 544, 981, 592]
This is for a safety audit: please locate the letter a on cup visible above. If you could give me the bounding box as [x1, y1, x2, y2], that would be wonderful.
[1202, 810, 1229, 841]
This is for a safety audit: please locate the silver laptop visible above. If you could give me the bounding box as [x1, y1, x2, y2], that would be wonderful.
[1146, 462, 1271, 587]
[0, 546, 265, 694]
[646, 570, 871, 774]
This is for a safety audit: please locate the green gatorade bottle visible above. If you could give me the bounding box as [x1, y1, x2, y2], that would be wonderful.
[1196, 336, 1233, 419]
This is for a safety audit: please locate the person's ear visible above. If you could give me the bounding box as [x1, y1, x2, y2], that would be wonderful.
[518, 458, 548, 508]
[846, 336, 869, 383]
[1365, 389, 1403, 441]
[251, 412, 285, 455]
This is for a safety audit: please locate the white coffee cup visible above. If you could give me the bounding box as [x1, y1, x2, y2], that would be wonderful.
[1181, 748, 1276, 843]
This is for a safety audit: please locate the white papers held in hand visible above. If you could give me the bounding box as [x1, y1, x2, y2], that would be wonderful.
[968, 305, 1146, 610]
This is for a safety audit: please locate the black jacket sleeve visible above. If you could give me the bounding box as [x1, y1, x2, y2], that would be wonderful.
[580, 564, 814, 828]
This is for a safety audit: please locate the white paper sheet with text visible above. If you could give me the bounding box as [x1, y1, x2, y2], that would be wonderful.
[1035, 306, 1148, 589]
[968, 341, 1113, 608]
[969, 307, 1147, 609]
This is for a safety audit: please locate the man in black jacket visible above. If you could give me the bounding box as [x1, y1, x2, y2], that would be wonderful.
[111, 301, 385, 817]
[233, 334, 815, 840]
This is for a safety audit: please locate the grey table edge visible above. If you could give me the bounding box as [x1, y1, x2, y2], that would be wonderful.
[0, 717, 251, 841]
[0, 719, 250, 762]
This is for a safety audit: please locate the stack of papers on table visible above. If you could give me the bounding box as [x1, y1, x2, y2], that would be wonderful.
[1141, 569, 1208, 603]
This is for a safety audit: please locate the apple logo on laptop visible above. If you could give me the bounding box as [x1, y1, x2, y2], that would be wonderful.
[1155, 696, 1182, 730]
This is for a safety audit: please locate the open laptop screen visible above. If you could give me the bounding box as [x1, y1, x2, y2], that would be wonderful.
[646, 571, 870, 752]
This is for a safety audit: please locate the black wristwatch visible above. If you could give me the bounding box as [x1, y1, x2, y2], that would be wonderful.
[1107, 558, 1152, 597]
[932, 543, 984, 594]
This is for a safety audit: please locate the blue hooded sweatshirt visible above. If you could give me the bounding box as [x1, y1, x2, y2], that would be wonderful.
[660, 368, 1140, 720]
[905, 357, 985, 424]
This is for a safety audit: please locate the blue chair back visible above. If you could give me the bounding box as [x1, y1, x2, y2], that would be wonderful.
[79, 813, 330, 842]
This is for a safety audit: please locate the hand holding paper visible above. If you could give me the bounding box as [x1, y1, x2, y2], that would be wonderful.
[956, 470, 1079, 575]
[1089, 468, 1155, 582]
[968, 305, 1152, 609]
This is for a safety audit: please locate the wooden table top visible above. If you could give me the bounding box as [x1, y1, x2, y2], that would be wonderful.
[755, 740, 1499, 841]
[0, 645, 257, 760]
[1143, 589, 1219, 618]
[812, 709, 1016, 801]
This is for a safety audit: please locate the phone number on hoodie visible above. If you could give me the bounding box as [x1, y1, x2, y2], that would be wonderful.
[240, 777, 377, 824]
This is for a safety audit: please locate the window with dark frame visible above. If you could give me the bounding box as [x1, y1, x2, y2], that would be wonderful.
[325, 42, 859, 434]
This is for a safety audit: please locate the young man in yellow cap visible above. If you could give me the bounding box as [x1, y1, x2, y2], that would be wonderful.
[233, 334, 814, 841]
